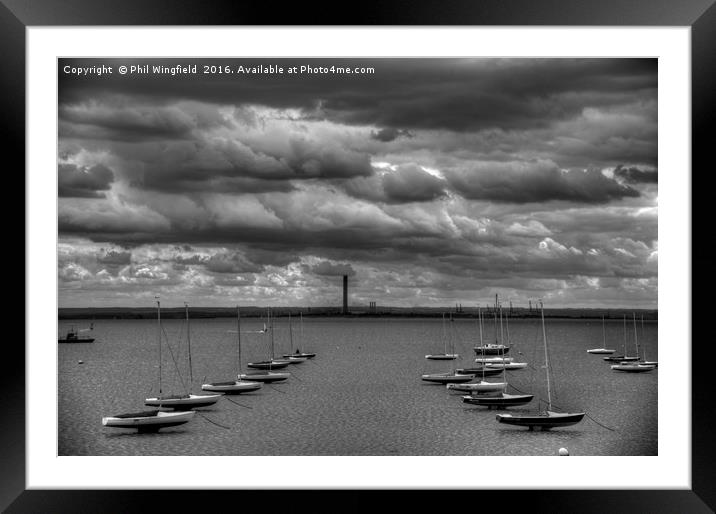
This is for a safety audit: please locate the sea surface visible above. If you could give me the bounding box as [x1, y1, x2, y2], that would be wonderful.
[58, 316, 657, 456]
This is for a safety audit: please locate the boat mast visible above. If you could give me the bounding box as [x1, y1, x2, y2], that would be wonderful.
[478, 306, 485, 381]
[623, 315, 628, 357]
[156, 296, 162, 396]
[641, 315, 646, 360]
[499, 302, 504, 347]
[494, 294, 498, 345]
[185, 302, 193, 385]
[540, 300, 551, 412]
[442, 313, 447, 354]
[602, 315, 606, 349]
[289, 312, 293, 353]
[237, 306, 242, 374]
[269, 307, 274, 360]
[633, 313, 639, 361]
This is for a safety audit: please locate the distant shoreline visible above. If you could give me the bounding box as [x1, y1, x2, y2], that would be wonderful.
[58, 306, 658, 321]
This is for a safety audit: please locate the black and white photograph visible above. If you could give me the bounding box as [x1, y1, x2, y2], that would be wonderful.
[57, 57, 658, 457]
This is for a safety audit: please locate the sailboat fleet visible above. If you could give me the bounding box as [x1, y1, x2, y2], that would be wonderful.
[102, 298, 317, 433]
[98, 293, 654, 437]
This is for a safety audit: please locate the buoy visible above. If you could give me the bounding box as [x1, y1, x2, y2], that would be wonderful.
[558, 447, 569, 456]
[78, 360, 84, 364]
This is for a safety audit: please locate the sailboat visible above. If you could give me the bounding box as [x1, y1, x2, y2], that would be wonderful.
[282, 312, 316, 359]
[425, 313, 459, 360]
[422, 314, 474, 384]
[639, 315, 658, 367]
[611, 313, 656, 373]
[603, 315, 640, 362]
[496, 301, 584, 430]
[103, 296, 197, 432]
[247, 308, 291, 370]
[58, 325, 95, 343]
[283, 313, 307, 363]
[473, 294, 510, 356]
[202, 306, 263, 394]
[483, 305, 527, 370]
[587, 316, 615, 354]
[145, 301, 222, 410]
[449, 306, 508, 393]
[240, 308, 291, 383]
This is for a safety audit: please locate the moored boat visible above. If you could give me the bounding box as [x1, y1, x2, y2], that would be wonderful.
[238, 371, 290, 383]
[496, 301, 584, 430]
[102, 410, 195, 433]
[463, 392, 534, 409]
[421, 372, 475, 384]
[201, 306, 263, 395]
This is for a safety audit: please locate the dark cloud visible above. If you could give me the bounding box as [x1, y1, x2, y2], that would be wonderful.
[614, 164, 658, 184]
[309, 261, 356, 277]
[57, 58, 658, 308]
[445, 161, 640, 204]
[59, 58, 656, 133]
[370, 128, 413, 142]
[342, 164, 447, 204]
[204, 252, 263, 274]
[58, 163, 114, 198]
[382, 165, 447, 203]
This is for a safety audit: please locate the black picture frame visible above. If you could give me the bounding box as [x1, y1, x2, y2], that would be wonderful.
[6, 0, 713, 511]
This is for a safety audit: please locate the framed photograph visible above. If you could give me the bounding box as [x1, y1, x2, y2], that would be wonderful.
[8, 0, 713, 510]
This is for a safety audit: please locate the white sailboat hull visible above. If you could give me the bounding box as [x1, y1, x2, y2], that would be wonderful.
[587, 348, 615, 354]
[485, 362, 527, 370]
[144, 393, 222, 409]
[102, 410, 195, 431]
[446, 381, 507, 393]
[425, 353, 458, 360]
[474, 356, 514, 363]
[202, 380, 263, 393]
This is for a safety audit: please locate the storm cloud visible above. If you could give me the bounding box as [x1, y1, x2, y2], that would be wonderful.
[58, 58, 658, 308]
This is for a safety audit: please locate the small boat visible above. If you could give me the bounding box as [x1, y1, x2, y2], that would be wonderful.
[461, 305, 533, 407]
[603, 315, 639, 362]
[639, 315, 658, 366]
[496, 301, 584, 430]
[473, 343, 510, 356]
[456, 367, 504, 377]
[282, 314, 307, 364]
[421, 372, 475, 384]
[474, 356, 514, 364]
[426, 353, 459, 360]
[611, 314, 656, 373]
[472, 294, 511, 355]
[281, 313, 316, 359]
[58, 325, 95, 343]
[426, 313, 459, 360]
[102, 410, 195, 433]
[202, 380, 262, 393]
[202, 306, 263, 395]
[421, 313, 471, 383]
[496, 410, 585, 430]
[145, 300, 221, 410]
[463, 392, 534, 408]
[447, 381, 507, 393]
[484, 361, 528, 370]
[248, 308, 293, 370]
[587, 316, 615, 354]
[247, 360, 291, 370]
[611, 363, 656, 373]
[145, 393, 223, 410]
[238, 371, 290, 383]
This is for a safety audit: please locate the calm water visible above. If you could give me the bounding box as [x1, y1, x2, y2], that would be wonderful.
[58, 317, 657, 456]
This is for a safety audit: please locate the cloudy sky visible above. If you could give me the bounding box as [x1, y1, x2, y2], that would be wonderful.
[58, 58, 657, 309]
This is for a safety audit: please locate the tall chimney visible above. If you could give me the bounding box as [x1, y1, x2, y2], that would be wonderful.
[342, 275, 348, 314]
